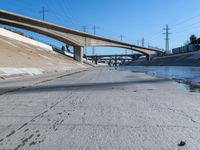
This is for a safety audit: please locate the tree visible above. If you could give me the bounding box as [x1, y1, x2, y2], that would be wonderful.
[189, 34, 197, 44]
[184, 40, 190, 46]
[197, 38, 200, 44]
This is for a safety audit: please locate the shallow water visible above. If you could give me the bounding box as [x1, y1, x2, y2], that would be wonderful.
[120, 66, 200, 93]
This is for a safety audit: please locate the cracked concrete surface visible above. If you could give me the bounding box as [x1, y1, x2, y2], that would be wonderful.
[0, 67, 200, 150]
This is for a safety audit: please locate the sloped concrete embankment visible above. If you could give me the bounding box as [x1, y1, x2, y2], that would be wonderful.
[0, 27, 91, 79]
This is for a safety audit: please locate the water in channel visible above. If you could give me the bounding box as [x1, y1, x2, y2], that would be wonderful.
[120, 66, 200, 93]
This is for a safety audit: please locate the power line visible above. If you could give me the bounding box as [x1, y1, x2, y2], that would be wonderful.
[61, 0, 83, 27]
[148, 12, 200, 45]
[40, 0, 82, 28]
[171, 20, 200, 33]
[5, 0, 38, 13]
[171, 13, 200, 28]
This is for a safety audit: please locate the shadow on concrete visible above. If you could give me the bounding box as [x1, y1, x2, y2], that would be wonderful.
[0, 78, 170, 95]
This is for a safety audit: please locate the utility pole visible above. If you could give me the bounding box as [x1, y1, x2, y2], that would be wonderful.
[93, 25, 99, 35]
[163, 24, 170, 52]
[92, 24, 100, 55]
[82, 26, 87, 55]
[141, 37, 145, 47]
[39, 7, 48, 21]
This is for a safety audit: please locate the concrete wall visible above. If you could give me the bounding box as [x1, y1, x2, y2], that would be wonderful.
[0, 67, 43, 76]
[0, 27, 54, 52]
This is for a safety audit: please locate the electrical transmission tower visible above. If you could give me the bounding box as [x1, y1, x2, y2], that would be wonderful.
[92, 25, 100, 55]
[163, 24, 171, 52]
[141, 37, 145, 47]
[120, 34, 124, 41]
[39, 7, 48, 21]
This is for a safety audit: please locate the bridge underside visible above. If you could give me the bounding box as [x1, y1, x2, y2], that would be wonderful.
[87, 54, 142, 66]
[0, 10, 161, 63]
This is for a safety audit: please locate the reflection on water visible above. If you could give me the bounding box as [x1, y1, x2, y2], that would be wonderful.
[120, 66, 200, 93]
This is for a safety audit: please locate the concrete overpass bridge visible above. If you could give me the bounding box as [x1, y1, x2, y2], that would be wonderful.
[87, 54, 142, 66]
[0, 10, 163, 63]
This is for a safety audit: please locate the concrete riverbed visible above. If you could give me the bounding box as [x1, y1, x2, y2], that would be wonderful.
[0, 67, 200, 150]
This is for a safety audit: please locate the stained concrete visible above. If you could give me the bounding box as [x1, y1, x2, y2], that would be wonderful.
[0, 67, 200, 150]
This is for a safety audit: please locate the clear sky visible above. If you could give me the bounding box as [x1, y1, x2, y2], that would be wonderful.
[1, 0, 200, 55]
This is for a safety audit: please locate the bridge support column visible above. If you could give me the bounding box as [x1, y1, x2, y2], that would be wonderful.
[114, 56, 117, 67]
[146, 55, 152, 62]
[74, 46, 83, 63]
[109, 59, 111, 67]
[95, 56, 98, 64]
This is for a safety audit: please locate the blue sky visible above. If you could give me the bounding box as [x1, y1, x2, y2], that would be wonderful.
[1, 0, 200, 55]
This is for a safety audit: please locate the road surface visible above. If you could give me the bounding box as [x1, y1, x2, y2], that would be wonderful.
[0, 67, 200, 150]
